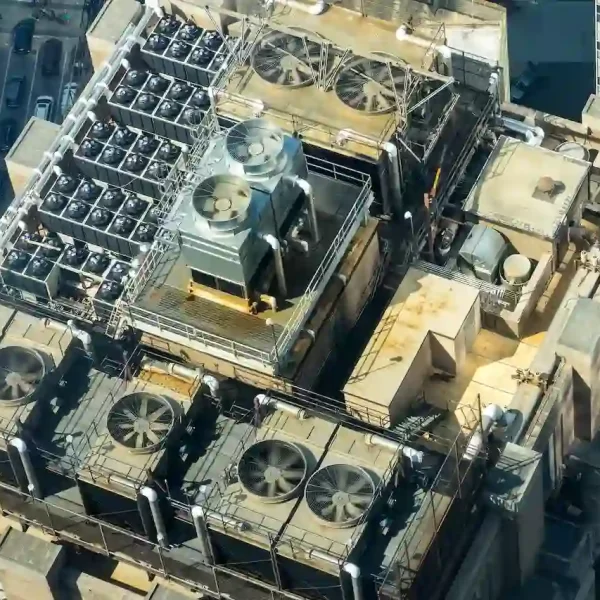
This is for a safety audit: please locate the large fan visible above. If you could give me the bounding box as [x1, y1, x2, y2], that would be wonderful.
[305, 464, 375, 528]
[0, 346, 45, 406]
[238, 439, 308, 504]
[192, 174, 252, 234]
[225, 119, 285, 177]
[106, 392, 175, 454]
[251, 31, 321, 88]
[334, 57, 405, 114]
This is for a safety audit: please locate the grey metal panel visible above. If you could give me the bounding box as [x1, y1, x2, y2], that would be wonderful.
[459, 224, 507, 282]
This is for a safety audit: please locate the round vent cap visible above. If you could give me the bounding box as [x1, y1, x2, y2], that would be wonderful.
[77, 181, 101, 201]
[168, 82, 191, 101]
[203, 31, 223, 50]
[190, 89, 209, 108]
[124, 154, 148, 173]
[81, 139, 102, 157]
[136, 134, 159, 155]
[125, 69, 148, 88]
[158, 142, 180, 162]
[5, 250, 30, 271]
[182, 107, 203, 126]
[43, 193, 67, 212]
[96, 280, 123, 302]
[114, 127, 136, 148]
[64, 245, 88, 266]
[147, 34, 169, 52]
[112, 215, 135, 235]
[114, 86, 136, 104]
[89, 208, 112, 227]
[147, 162, 169, 180]
[135, 93, 158, 112]
[86, 252, 110, 274]
[190, 47, 213, 66]
[100, 188, 125, 209]
[169, 41, 191, 59]
[158, 100, 181, 118]
[56, 174, 77, 193]
[91, 121, 113, 140]
[156, 15, 179, 35]
[124, 196, 147, 216]
[135, 222, 157, 242]
[100, 146, 125, 165]
[0, 346, 46, 406]
[40, 235, 64, 258]
[66, 201, 90, 220]
[147, 75, 167, 93]
[179, 23, 201, 42]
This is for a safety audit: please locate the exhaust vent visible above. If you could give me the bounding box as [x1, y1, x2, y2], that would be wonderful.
[237, 439, 308, 504]
[0, 346, 46, 406]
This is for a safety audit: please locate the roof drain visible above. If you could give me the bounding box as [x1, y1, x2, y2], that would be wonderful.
[259, 233, 287, 298]
[463, 403, 505, 461]
[364, 433, 424, 466]
[500, 117, 544, 147]
[140, 487, 168, 547]
[254, 393, 307, 420]
[9, 438, 41, 496]
[285, 176, 320, 243]
[191, 506, 215, 565]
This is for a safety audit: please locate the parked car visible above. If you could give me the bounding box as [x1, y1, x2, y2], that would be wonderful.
[0, 119, 18, 153]
[41, 38, 62, 77]
[12, 19, 35, 55]
[60, 82, 78, 117]
[34, 96, 54, 121]
[5, 77, 26, 109]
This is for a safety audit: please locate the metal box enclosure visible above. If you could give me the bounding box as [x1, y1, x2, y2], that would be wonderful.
[458, 224, 508, 283]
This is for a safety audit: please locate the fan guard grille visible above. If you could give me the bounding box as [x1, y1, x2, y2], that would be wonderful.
[305, 464, 375, 528]
[106, 392, 175, 455]
[334, 57, 406, 114]
[0, 346, 46, 407]
[238, 439, 308, 504]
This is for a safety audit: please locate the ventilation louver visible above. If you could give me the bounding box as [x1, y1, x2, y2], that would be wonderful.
[192, 174, 252, 234]
[106, 392, 175, 454]
[0, 346, 45, 406]
[305, 464, 375, 528]
[238, 439, 308, 504]
[334, 57, 405, 114]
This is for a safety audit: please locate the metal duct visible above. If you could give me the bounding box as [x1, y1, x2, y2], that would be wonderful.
[254, 393, 307, 419]
[260, 233, 287, 297]
[463, 404, 505, 460]
[501, 117, 545, 147]
[191, 506, 215, 565]
[140, 486, 168, 547]
[9, 438, 41, 496]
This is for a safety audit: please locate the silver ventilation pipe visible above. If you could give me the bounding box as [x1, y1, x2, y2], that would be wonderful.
[500, 117, 544, 147]
[259, 233, 287, 297]
[191, 506, 215, 565]
[285, 176, 320, 243]
[343, 563, 363, 600]
[140, 487, 168, 547]
[271, 0, 327, 15]
[254, 393, 307, 420]
[364, 433, 424, 465]
[9, 438, 41, 496]
[463, 403, 505, 461]
[43, 318, 94, 357]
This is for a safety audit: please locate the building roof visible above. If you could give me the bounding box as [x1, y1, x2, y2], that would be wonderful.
[463, 136, 589, 240]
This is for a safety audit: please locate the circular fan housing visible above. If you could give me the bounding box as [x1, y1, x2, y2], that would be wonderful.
[334, 57, 405, 114]
[190, 89, 209, 108]
[125, 69, 148, 88]
[168, 82, 191, 101]
[66, 201, 90, 221]
[56, 174, 77, 194]
[96, 280, 123, 302]
[182, 107, 203, 126]
[136, 134, 159, 155]
[107, 262, 128, 281]
[135, 94, 158, 112]
[238, 440, 308, 504]
[106, 392, 175, 454]
[89, 208, 113, 228]
[211, 54, 225, 71]
[40, 235, 64, 259]
[193, 174, 252, 234]
[147, 162, 169, 180]
[158, 100, 181, 119]
[124, 196, 147, 216]
[43, 193, 67, 212]
[168, 41, 191, 59]
[28, 257, 52, 277]
[112, 215, 135, 235]
[147, 75, 168, 93]
[225, 118, 285, 179]
[114, 127, 136, 148]
[158, 142, 180, 162]
[305, 464, 375, 528]
[123, 154, 148, 173]
[156, 15, 179, 36]
[202, 31, 223, 50]
[86, 252, 110, 274]
[5, 250, 30, 271]
[81, 139, 102, 157]
[100, 189, 126, 209]
[190, 47, 213, 67]
[63, 245, 88, 266]
[147, 34, 169, 52]
[179, 23, 201, 42]
[0, 346, 45, 406]
[146, 206, 161, 224]
[134, 222, 157, 242]
[252, 31, 320, 88]
[91, 121, 113, 140]
[114, 86, 136, 105]
[77, 181, 101, 201]
[101, 146, 125, 165]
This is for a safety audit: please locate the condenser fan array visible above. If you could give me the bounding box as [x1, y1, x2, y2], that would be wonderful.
[106, 392, 175, 454]
[334, 57, 405, 114]
[252, 31, 322, 88]
[238, 440, 308, 503]
[305, 464, 375, 528]
[0, 346, 46, 406]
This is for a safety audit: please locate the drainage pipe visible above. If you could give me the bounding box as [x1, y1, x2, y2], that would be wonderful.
[259, 233, 287, 297]
[9, 438, 40, 496]
[254, 393, 307, 420]
[286, 176, 320, 242]
[500, 117, 544, 147]
[364, 433, 424, 465]
[343, 563, 363, 600]
[140, 487, 168, 547]
[191, 506, 215, 565]
[463, 403, 505, 461]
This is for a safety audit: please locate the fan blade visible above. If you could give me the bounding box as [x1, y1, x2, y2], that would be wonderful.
[280, 452, 301, 469]
[346, 477, 371, 494]
[122, 430, 136, 442]
[333, 503, 346, 523]
[344, 501, 365, 519]
[269, 443, 282, 466]
[336, 468, 349, 491]
[135, 432, 145, 449]
[249, 456, 269, 472]
[9, 383, 21, 399]
[267, 479, 278, 497]
[276, 70, 287, 85]
[18, 381, 34, 395]
[150, 423, 171, 432]
[146, 429, 160, 445]
[22, 371, 41, 384]
[320, 503, 336, 518]
[0, 384, 11, 398]
[313, 494, 334, 505]
[277, 477, 296, 493]
[280, 468, 304, 481]
[148, 405, 169, 422]
[289, 65, 304, 86]
[139, 396, 149, 418]
[348, 493, 373, 506]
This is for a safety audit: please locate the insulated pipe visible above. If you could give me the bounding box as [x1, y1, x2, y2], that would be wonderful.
[463, 404, 505, 461]
[364, 433, 425, 465]
[343, 563, 363, 600]
[254, 393, 307, 420]
[260, 233, 287, 297]
[286, 176, 320, 242]
[140, 487, 168, 547]
[500, 117, 544, 147]
[396, 25, 447, 52]
[191, 506, 215, 565]
[274, 0, 327, 15]
[67, 319, 94, 357]
[9, 438, 40, 496]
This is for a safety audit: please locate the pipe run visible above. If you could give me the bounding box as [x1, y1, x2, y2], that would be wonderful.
[501, 117, 545, 147]
[343, 563, 363, 600]
[396, 26, 447, 52]
[9, 438, 41, 496]
[259, 233, 287, 298]
[286, 176, 320, 242]
[273, 0, 327, 15]
[191, 506, 215, 565]
[463, 403, 505, 461]
[364, 433, 425, 465]
[140, 487, 168, 547]
[254, 393, 307, 420]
